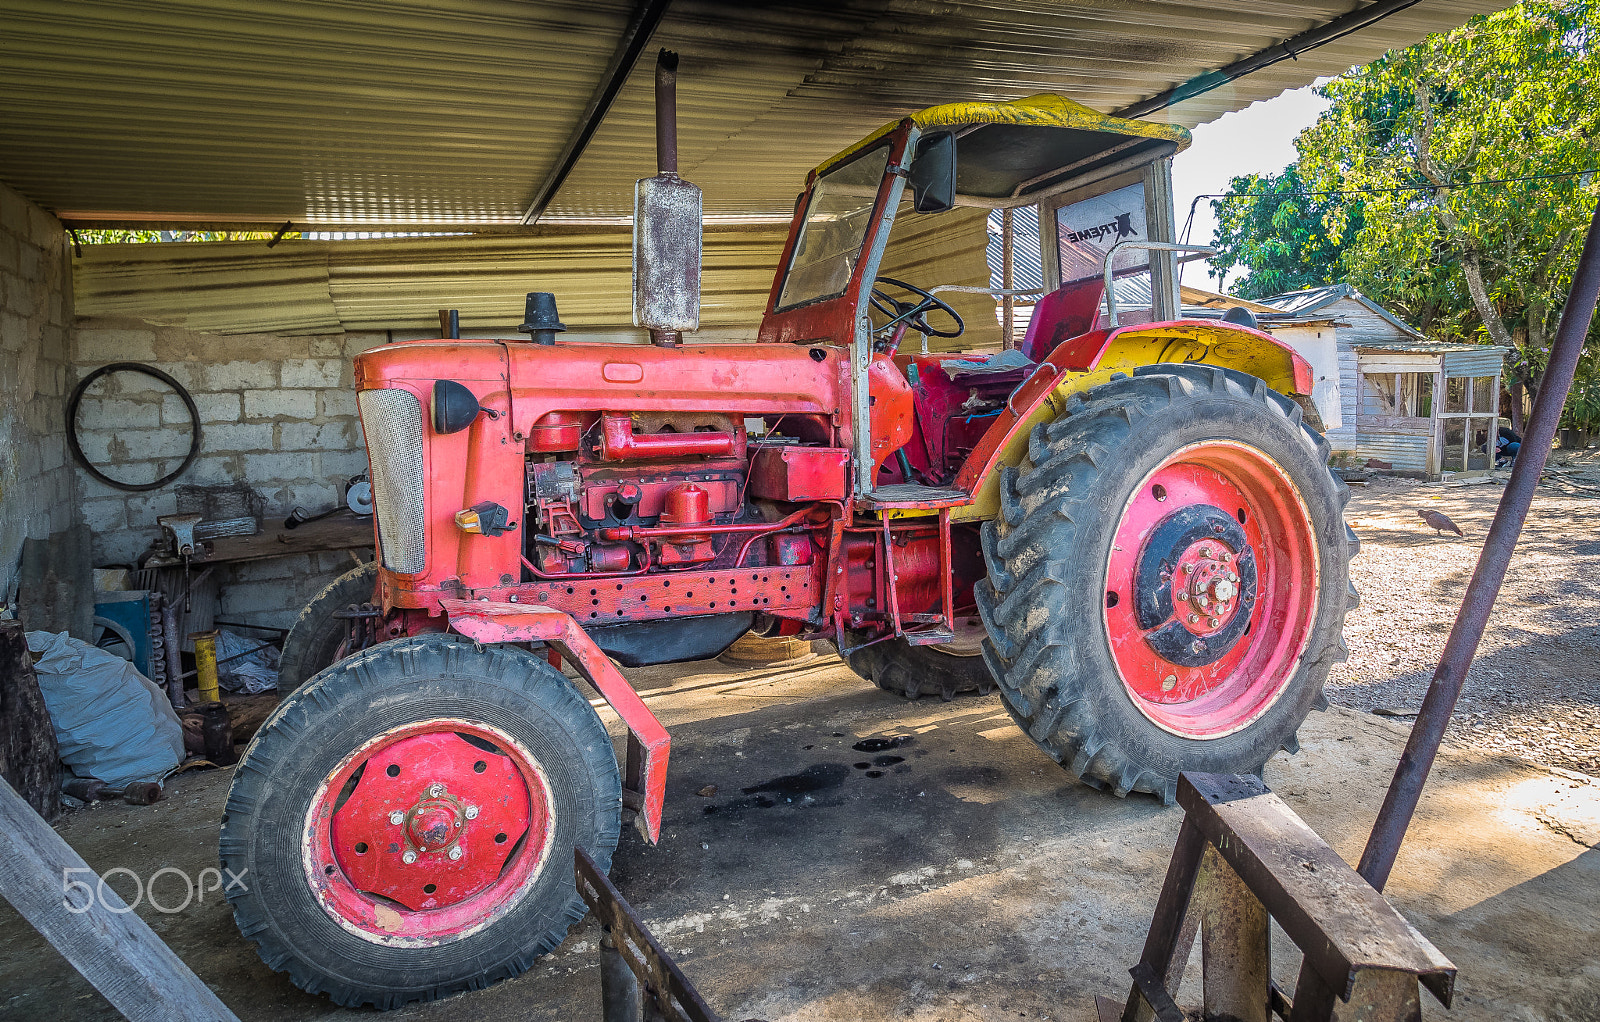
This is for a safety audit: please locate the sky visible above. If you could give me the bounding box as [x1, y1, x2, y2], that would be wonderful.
[1171, 83, 1332, 291]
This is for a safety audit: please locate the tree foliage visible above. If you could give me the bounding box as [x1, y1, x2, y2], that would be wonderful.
[1207, 166, 1361, 301]
[75, 229, 300, 245]
[1210, 1, 1600, 418]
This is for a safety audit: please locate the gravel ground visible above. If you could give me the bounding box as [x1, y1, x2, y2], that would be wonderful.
[1328, 453, 1600, 778]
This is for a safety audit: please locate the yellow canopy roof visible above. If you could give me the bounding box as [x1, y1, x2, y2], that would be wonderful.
[817, 94, 1192, 205]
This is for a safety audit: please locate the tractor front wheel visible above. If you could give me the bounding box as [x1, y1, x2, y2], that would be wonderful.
[221, 634, 620, 1007]
[975, 365, 1358, 803]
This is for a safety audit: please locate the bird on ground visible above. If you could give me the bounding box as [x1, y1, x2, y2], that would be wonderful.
[1417, 508, 1464, 537]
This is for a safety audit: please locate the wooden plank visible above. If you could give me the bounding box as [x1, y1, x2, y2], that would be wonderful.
[0, 622, 59, 821]
[1177, 774, 1454, 1001]
[1354, 415, 1433, 434]
[194, 512, 373, 566]
[0, 777, 241, 1022]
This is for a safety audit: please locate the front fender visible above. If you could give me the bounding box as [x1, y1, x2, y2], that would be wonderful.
[441, 600, 670, 844]
[950, 321, 1314, 523]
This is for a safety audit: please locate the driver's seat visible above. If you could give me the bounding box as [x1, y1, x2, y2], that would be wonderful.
[1020, 278, 1106, 361]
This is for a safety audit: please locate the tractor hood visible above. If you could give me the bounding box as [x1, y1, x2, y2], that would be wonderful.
[818, 94, 1192, 207]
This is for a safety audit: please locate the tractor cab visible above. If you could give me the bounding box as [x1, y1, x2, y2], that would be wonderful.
[757, 95, 1200, 497]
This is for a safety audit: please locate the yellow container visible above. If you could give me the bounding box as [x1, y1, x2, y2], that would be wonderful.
[191, 630, 220, 704]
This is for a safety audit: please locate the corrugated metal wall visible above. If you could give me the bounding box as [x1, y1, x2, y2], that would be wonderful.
[1355, 433, 1430, 473]
[73, 212, 996, 342]
[1443, 347, 1506, 377]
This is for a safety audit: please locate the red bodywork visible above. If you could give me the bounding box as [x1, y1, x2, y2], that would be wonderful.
[348, 117, 1315, 835]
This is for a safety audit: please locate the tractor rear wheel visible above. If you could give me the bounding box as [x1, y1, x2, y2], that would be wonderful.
[278, 561, 378, 692]
[841, 628, 995, 701]
[975, 365, 1358, 803]
[220, 634, 621, 1008]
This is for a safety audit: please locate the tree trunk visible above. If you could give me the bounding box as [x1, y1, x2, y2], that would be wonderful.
[0, 621, 60, 821]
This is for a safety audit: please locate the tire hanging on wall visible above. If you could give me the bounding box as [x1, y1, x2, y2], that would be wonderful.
[277, 561, 378, 692]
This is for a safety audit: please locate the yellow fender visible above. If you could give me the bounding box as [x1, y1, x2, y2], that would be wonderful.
[947, 321, 1315, 523]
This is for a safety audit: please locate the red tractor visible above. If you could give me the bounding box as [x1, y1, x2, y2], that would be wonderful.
[226, 74, 1356, 1007]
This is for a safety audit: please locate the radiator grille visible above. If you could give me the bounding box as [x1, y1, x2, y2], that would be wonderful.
[357, 388, 426, 574]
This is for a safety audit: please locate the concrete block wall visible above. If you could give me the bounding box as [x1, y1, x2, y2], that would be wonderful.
[0, 181, 76, 607]
[70, 318, 382, 626]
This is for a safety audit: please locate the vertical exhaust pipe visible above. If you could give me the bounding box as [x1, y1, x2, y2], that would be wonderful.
[634, 49, 701, 348]
[655, 49, 678, 178]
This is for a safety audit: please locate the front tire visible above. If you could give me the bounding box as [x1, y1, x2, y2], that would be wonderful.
[975, 365, 1358, 803]
[221, 634, 621, 1007]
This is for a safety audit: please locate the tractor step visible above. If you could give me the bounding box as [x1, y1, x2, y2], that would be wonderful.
[903, 627, 956, 646]
[859, 484, 968, 510]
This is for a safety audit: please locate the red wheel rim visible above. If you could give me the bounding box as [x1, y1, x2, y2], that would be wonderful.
[1102, 441, 1319, 739]
[303, 719, 554, 944]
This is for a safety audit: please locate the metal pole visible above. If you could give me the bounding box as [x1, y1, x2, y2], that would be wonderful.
[161, 600, 184, 709]
[1357, 202, 1600, 891]
[599, 929, 643, 1022]
[655, 49, 678, 177]
[1001, 207, 1015, 349]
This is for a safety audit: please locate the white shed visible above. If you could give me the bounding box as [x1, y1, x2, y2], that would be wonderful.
[1258, 285, 1507, 479]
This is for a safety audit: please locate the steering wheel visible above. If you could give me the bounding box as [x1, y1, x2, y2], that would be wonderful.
[869, 276, 965, 339]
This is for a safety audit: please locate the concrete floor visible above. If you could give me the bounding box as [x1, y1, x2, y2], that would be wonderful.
[2, 655, 1597, 1021]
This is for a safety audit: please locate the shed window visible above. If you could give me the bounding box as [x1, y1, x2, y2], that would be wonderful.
[1362, 372, 1432, 417]
[1438, 374, 1500, 473]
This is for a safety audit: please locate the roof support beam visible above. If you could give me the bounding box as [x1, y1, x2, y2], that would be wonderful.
[1115, 0, 1423, 119]
[519, 0, 674, 226]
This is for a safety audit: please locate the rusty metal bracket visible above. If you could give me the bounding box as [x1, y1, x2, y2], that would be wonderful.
[577, 847, 729, 1022]
[441, 600, 670, 843]
[1099, 772, 1454, 1022]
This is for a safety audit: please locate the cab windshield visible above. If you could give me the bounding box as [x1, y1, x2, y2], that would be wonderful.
[776, 141, 892, 311]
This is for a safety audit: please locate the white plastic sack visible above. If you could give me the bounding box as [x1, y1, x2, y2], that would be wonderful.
[215, 628, 279, 694]
[26, 630, 184, 788]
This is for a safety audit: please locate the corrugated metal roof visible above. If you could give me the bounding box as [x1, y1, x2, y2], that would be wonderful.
[1260, 283, 1426, 337]
[2, 0, 1507, 229]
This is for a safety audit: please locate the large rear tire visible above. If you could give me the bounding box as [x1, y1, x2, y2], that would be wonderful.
[221, 634, 621, 1007]
[277, 562, 378, 692]
[842, 631, 995, 701]
[975, 365, 1358, 803]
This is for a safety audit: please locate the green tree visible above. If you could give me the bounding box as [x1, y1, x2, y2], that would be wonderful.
[1209, 1, 1600, 423]
[74, 229, 300, 244]
[1295, 1, 1600, 395]
[1207, 166, 1360, 301]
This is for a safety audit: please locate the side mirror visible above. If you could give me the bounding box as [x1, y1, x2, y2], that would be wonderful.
[907, 131, 956, 214]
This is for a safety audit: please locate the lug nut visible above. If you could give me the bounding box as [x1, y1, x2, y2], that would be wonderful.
[389, 810, 405, 826]
[428, 783, 445, 798]
[464, 805, 479, 820]
[1187, 613, 1199, 624]
[1209, 617, 1220, 628]
[1221, 552, 1231, 563]
[1182, 563, 1194, 574]
[402, 850, 418, 864]
[448, 846, 464, 861]
[1196, 594, 1210, 609]
[1199, 546, 1213, 558]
